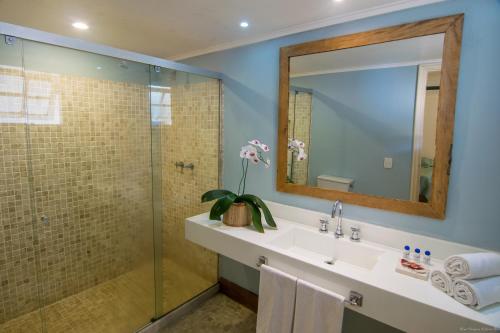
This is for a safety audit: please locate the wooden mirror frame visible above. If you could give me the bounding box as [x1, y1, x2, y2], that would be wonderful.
[277, 15, 464, 219]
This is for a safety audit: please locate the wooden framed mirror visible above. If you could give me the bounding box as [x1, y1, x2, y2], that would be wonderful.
[277, 15, 464, 218]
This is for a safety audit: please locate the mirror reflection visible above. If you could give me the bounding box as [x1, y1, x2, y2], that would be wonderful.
[287, 34, 444, 202]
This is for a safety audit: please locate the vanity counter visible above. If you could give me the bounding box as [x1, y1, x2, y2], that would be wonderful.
[185, 202, 500, 333]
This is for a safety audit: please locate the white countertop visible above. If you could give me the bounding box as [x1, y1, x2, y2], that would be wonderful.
[185, 201, 500, 332]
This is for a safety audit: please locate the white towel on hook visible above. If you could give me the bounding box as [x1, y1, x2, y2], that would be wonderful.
[444, 252, 500, 279]
[431, 270, 454, 295]
[452, 276, 500, 309]
[256, 264, 297, 333]
[293, 279, 345, 333]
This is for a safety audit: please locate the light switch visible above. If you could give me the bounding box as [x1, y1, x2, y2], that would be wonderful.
[384, 157, 393, 169]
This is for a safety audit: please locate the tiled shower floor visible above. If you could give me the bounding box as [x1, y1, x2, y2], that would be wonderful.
[0, 258, 213, 333]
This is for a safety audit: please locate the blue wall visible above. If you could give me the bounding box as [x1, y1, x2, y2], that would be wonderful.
[184, 0, 500, 251]
[291, 66, 417, 200]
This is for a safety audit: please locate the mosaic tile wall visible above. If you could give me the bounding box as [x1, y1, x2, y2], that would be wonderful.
[287, 91, 312, 185]
[0, 66, 155, 324]
[0, 66, 39, 324]
[160, 75, 220, 312]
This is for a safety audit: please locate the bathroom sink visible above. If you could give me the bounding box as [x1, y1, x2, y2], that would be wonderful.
[269, 227, 384, 270]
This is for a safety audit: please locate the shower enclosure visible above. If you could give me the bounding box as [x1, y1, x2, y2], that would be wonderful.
[0, 29, 220, 333]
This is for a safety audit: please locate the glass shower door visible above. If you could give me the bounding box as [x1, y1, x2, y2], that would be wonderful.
[150, 67, 220, 315]
[22, 39, 156, 333]
[0, 34, 44, 333]
[0, 32, 222, 333]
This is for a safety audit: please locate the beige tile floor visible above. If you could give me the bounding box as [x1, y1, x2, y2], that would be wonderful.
[164, 293, 256, 333]
[0, 265, 154, 333]
[0, 258, 215, 333]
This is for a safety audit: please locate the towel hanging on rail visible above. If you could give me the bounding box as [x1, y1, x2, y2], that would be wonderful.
[293, 279, 345, 333]
[256, 264, 297, 333]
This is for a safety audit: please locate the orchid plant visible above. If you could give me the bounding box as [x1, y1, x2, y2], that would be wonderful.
[288, 138, 307, 161]
[238, 139, 271, 195]
[201, 139, 276, 233]
[287, 139, 308, 183]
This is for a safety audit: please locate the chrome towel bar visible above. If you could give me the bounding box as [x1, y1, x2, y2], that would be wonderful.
[345, 291, 363, 307]
[256, 255, 268, 267]
[255, 255, 363, 307]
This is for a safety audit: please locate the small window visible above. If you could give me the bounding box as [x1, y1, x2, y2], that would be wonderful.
[0, 67, 61, 125]
[150, 85, 171, 125]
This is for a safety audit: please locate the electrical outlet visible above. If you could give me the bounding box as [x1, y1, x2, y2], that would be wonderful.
[384, 157, 393, 169]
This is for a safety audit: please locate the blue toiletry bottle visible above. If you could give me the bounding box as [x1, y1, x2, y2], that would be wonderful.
[424, 250, 431, 265]
[403, 245, 410, 259]
[414, 248, 421, 262]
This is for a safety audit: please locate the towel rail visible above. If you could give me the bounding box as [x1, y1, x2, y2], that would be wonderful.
[255, 255, 364, 307]
[256, 255, 268, 267]
[345, 291, 363, 307]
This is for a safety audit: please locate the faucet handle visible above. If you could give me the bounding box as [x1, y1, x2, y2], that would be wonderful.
[319, 217, 329, 233]
[350, 225, 360, 242]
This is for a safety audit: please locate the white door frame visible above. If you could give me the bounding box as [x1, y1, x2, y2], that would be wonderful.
[410, 62, 442, 201]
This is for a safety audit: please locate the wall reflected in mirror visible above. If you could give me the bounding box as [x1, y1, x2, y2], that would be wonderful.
[287, 34, 444, 202]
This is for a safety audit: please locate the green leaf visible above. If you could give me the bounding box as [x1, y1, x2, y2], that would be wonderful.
[209, 196, 236, 220]
[202, 189, 235, 203]
[239, 198, 264, 233]
[239, 194, 277, 229]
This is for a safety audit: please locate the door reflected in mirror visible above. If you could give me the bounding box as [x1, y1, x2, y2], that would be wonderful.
[286, 34, 444, 203]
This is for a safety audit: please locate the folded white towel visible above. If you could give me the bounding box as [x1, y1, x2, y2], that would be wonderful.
[431, 270, 453, 295]
[444, 252, 500, 279]
[452, 276, 500, 309]
[256, 265, 297, 333]
[293, 279, 345, 333]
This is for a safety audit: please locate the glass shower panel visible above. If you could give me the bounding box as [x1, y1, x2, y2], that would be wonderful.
[0, 35, 43, 333]
[150, 68, 219, 314]
[22, 40, 155, 332]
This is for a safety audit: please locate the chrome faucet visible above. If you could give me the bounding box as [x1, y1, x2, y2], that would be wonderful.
[332, 200, 344, 238]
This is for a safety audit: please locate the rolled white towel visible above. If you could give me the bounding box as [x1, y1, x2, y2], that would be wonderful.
[452, 276, 500, 309]
[431, 270, 453, 295]
[444, 252, 500, 279]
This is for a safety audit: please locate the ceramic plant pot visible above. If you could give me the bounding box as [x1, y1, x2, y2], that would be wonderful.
[223, 202, 252, 227]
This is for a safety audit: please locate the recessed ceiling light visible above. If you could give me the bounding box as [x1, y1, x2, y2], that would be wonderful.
[72, 22, 89, 30]
[334, 0, 343, 2]
[240, 21, 249, 28]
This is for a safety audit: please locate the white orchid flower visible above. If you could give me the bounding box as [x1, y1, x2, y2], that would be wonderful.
[248, 139, 261, 146]
[288, 139, 304, 148]
[240, 145, 257, 159]
[238, 138, 272, 196]
[295, 140, 304, 148]
[240, 140, 271, 165]
[297, 149, 307, 161]
[260, 144, 270, 152]
[288, 138, 308, 161]
[249, 139, 270, 152]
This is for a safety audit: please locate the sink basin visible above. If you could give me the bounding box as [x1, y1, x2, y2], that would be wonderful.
[269, 227, 384, 270]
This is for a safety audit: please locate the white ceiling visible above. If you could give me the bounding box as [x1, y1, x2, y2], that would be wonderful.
[0, 0, 445, 60]
[290, 34, 444, 77]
